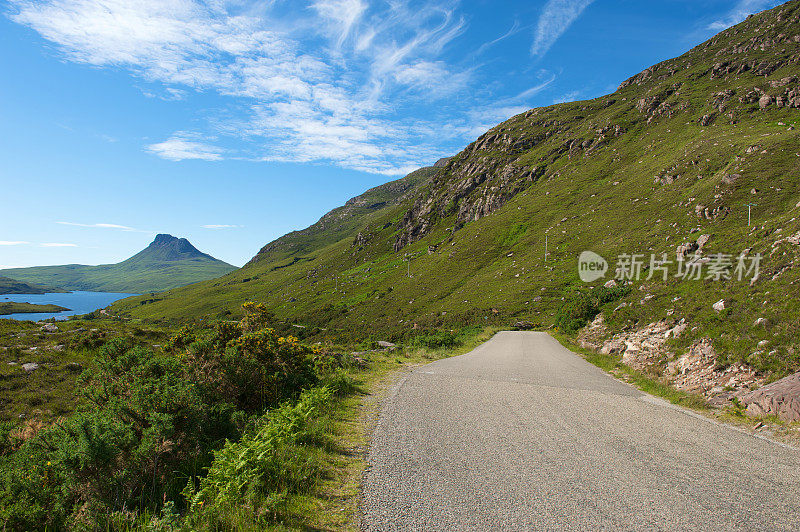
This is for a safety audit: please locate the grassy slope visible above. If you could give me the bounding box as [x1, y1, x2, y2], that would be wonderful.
[1, 239, 237, 294]
[0, 277, 67, 295]
[115, 2, 800, 378]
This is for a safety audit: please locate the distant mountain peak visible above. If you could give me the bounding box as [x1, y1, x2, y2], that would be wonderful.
[152, 233, 180, 245]
[148, 234, 202, 256]
[0, 234, 237, 293]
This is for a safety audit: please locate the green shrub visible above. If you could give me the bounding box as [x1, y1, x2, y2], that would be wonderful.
[555, 285, 631, 333]
[188, 387, 333, 523]
[0, 309, 342, 530]
[413, 330, 460, 349]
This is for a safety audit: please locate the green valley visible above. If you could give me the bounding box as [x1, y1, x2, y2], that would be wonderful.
[115, 3, 800, 386]
[5, 2, 800, 530]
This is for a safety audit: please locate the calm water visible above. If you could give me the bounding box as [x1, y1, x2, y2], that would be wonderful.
[0, 291, 136, 321]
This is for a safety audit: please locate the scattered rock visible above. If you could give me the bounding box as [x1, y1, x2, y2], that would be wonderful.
[712, 300, 726, 312]
[721, 173, 740, 185]
[377, 341, 396, 349]
[754, 317, 768, 327]
[513, 321, 536, 330]
[40, 324, 59, 333]
[604, 279, 618, 289]
[739, 371, 800, 422]
[676, 241, 699, 258]
[21, 363, 39, 373]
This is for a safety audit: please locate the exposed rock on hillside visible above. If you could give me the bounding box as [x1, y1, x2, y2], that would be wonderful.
[740, 371, 800, 421]
[581, 317, 765, 406]
[393, 1, 800, 251]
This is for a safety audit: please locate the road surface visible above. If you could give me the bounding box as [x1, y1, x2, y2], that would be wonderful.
[362, 331, 800, 531]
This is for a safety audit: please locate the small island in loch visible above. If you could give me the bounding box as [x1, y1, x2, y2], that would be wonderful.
[0, 302, 70, 315]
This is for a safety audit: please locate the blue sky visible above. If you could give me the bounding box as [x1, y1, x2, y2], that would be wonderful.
[0, 0, 783, 268]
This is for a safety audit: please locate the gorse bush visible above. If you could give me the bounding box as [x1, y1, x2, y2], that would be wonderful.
[0, 307, 347, 530]
[555, 285, 632, 334]
[185, 326, 319, 413]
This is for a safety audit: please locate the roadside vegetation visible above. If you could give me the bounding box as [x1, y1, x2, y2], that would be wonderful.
[0, 306, 498, 531]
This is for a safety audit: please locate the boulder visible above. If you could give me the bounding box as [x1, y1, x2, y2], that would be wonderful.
[712, 299, 726, 312]
[377, 341, 396, 348]
[40, 323, 59, 333]
[22, 363, 39, 373]
[513, 321, 536, 330]
[754, 317, 768, 327]
[739, 372, 800, 422]
[759, 94, 773, 109]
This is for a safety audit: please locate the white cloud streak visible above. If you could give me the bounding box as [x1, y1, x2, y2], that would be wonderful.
[57, 221, 140, 231]
[202, 224, 242, 229]
[41, 242, 78, 247]
[531, 0, 594, 57]
[708, 0, 781, 31]
[0, 241, 29, 246]
[146, 133, 224, 161]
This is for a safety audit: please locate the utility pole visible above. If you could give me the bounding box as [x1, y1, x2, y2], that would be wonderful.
[544, 234, 548, 263]
[746, 203, 757, 226]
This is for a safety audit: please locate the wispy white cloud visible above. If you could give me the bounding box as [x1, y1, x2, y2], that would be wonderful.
[0, 241, 29, 246]
[41, 242, 78, 247]
[312, 0, 367, 50]
[202, 224, 243, 229]
[57, 221, 141, 231]
[531, 0, 594, 57]
[146, 133, 224, 161]
[708, 0, 781, 31]
[9, 0, 490, 174]
[474, 20, 524, 57]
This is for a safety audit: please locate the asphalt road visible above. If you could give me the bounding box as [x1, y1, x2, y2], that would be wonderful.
[362, 331, 800, 531]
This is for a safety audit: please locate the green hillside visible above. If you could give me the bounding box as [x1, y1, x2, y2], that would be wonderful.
[0, 276, 67, 294]
[2, 234, 237, 293]
[115, 2, 800, 379]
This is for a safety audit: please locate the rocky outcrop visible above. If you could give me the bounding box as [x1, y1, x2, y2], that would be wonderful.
[581, 317, 764, 406]
[665, 339, 764, 405]
[739, 372, 800, 422]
